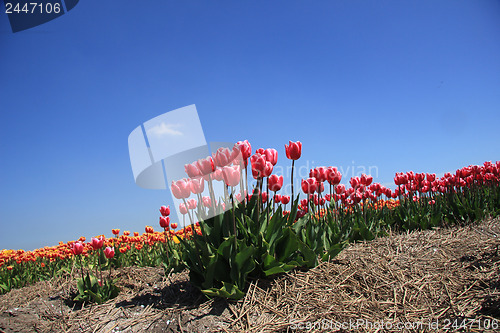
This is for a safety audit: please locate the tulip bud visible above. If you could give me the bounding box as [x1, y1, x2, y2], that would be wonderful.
[285, 141, 302, 160]
[104, 246, 115, 259]
[268, 174, 284, 192]
[159, 205, 170, 217]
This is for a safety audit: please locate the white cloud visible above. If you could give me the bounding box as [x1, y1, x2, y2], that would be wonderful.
[147, 122, 183, 137]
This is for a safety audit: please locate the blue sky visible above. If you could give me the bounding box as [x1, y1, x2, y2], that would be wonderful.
[1, 0, 499, 251]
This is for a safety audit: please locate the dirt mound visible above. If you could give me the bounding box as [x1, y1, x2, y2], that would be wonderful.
[1, 218, 499, 332]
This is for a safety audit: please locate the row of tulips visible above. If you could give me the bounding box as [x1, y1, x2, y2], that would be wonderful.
[1, 137, 499, 301]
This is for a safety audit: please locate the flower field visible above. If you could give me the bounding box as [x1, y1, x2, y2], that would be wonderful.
[1, 140, 499, 304]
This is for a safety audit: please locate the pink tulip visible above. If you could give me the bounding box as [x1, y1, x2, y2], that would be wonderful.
[190, 177, 205, 194]
[197, 157, 215, 176]
[187, 198, 197, 210]
[171, 179, 191, 199]
[222, 165, 241, 187]
[104, 247, 115, 259]
[90, 237, 104, 250]
[202, 196, 212, 208]
[213, 147, 232, 168]
[185, 162, 202, 178]
[213, 168, 224, 181]
[72, 241, 84, 255]
[179, 203, 188, 215]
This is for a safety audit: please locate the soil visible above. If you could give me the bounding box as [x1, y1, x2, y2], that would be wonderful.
[1, 217, 499, 332]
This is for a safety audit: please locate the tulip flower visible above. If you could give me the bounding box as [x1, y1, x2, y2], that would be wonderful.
[104, 246, 115, 259]
[264, 161, 274, 178]
[268, 174, 283, 192]
[285, 141, 302, 200]
[72, 242, 84, 255]
[196, 156, 215, 176]
[159, 216, 170, 229]
[281, 195, 290, 205]
[264, 148, 278, 166]
[187, 198, 197, 210]
[360, 174, 373, 186]
[222, 165, 241, 187]
[213, 147, 232, 168]
[111, 229, 120, 236]
[202, 196, 212, 208]
[145, 226, 154, 234]
[235, 140, 252, 163]
[190, 177, 205, 194]
[171, 179, 191, 199]
[310, 167, 327, 183]
[213, 168, 224, 181]
[179, 203, 188, 215]
[171, 223, 178, 229]
[301, 178, 317, 194]
[159, 205, 170, 217]
[285, 141, 302, 160]
[335, 184, 346, 195]
[250, 153, 266, 179]
[185, 162, 202, 178]
[90, 237, 104, 250]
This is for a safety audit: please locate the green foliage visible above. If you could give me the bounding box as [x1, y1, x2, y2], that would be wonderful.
[73, 272, 119, 304]
[179, 195, 318, 300]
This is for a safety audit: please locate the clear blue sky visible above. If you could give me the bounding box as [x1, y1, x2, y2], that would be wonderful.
[1, 0, 499, 251]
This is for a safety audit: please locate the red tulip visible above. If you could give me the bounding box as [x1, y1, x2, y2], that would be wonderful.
[274, 194, 282, 202]
[145, 226, 154, 233]
[171, 179, 191, 199]
[264, 148, 278, 166]
[268, 174, 283, 192]
[316, 181, 324, 193]
[326, 167, 342, 185]
[190, 177, 205, 194]
[261, 191, 268, 203]
[426, 173, 436, 182]
[250, 153, 266, 179]
[301, 178, 317, 194]
[222, 165, 241, 187]
[159, 205, 170, 217]
[159, 216, 170, 229]
[349, 177, 360, 189]
[281, 195, 290, 205]
[171, 223, 178, 229]
[360, 174, 373, 186]
[264, 161, 274, 177]
[104, 246, 115, 259]
[335, 184, 346, 194]
[112, 229, 120, 235]
[285, 141, 302, 160]
[90, 237, 104, 250]
[235, 140, 252, 160]
[72, 242, 84, 255]
[310, 167, 327, 183]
